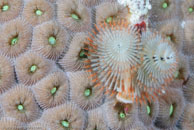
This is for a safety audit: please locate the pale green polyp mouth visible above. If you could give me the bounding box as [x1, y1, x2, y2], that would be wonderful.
[35, 9, 43, 16]
[11, 37, 18, 46]
[79, 49, 87, 59]
[119, 112, 126, 119]
[147, 105, 151, 115]
[71, 13, 79, 20]
[84, 88, 91, 97]
[30, 65, 38, 73]
[106, 16, 113, 23]
[188, 7, 193, 13]
[50, 87, 57, 95]
[162, 2, 168, 9]
[61, 120, 69, 128]
[174, 70, 179, 78]
[48, 36, 56, 45]
[169, 104, 174, 116]
[2, 5, 9, 12]
[17, 104, 24, 111]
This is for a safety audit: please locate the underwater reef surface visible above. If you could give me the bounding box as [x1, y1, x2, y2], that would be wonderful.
[0, 0, 193, 130]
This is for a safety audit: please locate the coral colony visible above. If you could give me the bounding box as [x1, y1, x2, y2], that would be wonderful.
[0, 0, 194, 129]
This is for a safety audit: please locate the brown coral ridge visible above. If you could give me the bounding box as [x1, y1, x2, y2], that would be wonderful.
[80, 0, 103, 7]
[27, 120, 52, 130]
[32, 71, 69, 109]
[183, 73, 194, 104]
[69, 71, 104, 110]
[181, 103, 194, 130]
[0, 18, 32, 58]
[0, 0, 23, 22]
[86, 107, 108, 130]
[183, 21, 194, 56]
[32, 21, 68, 60]
[58, 32, 90, 72]
[23, 0, 54, 26]
[155, 88, 185, 129]
[149, 0, 178, 22]
[0, 54, 15, 94]
[41, 102, 86, 130]
[95, 2, 128, 24]
[103, 101, 138, 130]
[15, 51, 52, 85]
[0, 117, 26, 130]
[0, 84, 41, 123]
[57, 0, 92, 32]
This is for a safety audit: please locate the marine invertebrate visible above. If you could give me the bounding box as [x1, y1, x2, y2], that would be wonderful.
[154, 19, 183, 51]
[41, 102, 86, 130]
[183, 73, 194, 103]
[103, 101, 138, 129]
[138, 98, 159, 126]
[0, 18, 32, 58]
[149, 0, 177, 22]
[0, 84, 41, 123]
[95, 2, 128, 24]
[155, 88, 185, 129]
[15, 51, 52, 85]
[69, 71, 104, 110]
[23, 0, 53, 26]
[57, 0, 92, 32]
[133, 31, 178, 104]
[32, 21, 68, 60]
[0, 117, 26, 130]
[33, 71, 69, 109]
[181, 0, 194, 20]
[181, 103, 194, 130]
[85, 19, 143, 103]
[0, 0, 23, 22]
[0, 54, 14, 94]
[58, 32, 89, 71]
[86, 108, 108, 129]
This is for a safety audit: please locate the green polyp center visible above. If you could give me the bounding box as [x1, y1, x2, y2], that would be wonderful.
[2, 4, 9, 11]
[147, 105, 151, 115]
[17, 104, 24, 111]
[48, 36, 56, 45]
[79, 49, 88, 59]
[162, 2, 168, 9]
[189, 7, 193, 13]
[174, 70, 179, 78]
[11, 37, 18, 46]
[169, 104, 174, 116]
[30, 65, 38, 73]
[35, 9, 43, 16]
[167, 36, 171, 41]
[61, 120, 69, 128]
[119, 112, 126, 119]
[84, 88, 91, 97]
[50, 87, 57, 95]
[106, 16, 113, 23]
[71, 13, 80, 20]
